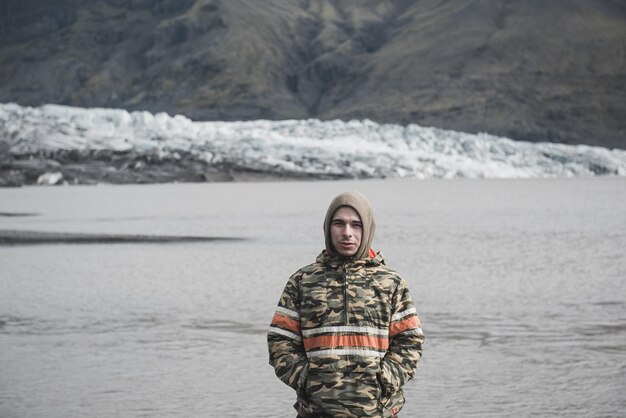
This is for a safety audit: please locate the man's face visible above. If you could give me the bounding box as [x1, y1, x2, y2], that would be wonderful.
[330, 206, 363, 257]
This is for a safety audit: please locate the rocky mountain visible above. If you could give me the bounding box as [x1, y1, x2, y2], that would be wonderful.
[1, 0, 625, 148]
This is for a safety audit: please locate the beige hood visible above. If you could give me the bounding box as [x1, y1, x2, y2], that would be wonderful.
[323, 191, 376, 259]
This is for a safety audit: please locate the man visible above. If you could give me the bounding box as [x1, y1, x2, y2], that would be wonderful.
[268, 191, 424, 417]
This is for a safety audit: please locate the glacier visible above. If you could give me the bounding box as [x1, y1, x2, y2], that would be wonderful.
[1, 102, 625, 185]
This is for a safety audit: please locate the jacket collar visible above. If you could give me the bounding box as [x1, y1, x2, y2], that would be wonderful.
[316, 249, 385, 269]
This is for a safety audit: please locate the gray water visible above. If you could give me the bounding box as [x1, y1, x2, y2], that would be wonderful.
[0, 178, 625, 418]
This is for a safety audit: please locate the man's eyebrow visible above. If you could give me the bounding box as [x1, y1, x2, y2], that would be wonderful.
[332, 218, 362, 223]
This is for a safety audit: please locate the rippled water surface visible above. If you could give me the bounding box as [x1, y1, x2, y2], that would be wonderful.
[1, 178, 625, 417]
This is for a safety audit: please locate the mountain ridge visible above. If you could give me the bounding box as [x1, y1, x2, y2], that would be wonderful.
[1, 0, 625, 148]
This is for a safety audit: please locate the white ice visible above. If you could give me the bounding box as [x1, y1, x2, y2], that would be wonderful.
[1, 102, 625, 179]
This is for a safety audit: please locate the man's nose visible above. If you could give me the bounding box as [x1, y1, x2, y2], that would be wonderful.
[342, 225, 353, 237]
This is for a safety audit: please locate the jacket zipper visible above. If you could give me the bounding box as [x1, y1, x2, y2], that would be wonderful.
[342, 263, 348, 325]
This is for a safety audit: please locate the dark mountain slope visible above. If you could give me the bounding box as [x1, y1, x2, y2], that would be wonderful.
[0, 0, 624, 148]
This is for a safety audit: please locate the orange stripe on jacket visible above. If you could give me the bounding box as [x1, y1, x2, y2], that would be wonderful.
[271, 313, 301, 334]
[304, 334, 389, 351]
[390, 315, 420, 337]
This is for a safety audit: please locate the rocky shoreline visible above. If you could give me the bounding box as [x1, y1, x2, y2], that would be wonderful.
[0, 148, 344, 187]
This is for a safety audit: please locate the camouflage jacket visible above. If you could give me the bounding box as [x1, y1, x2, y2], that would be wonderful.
[268, 251, 424, 418]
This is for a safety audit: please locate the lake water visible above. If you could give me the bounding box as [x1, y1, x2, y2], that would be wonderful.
[0, 178, 625, 417]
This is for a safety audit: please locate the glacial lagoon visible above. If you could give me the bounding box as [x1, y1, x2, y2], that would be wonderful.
[1, 178, 625, 417]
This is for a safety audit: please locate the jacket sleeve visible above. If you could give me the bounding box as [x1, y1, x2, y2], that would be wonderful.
[380, 277, 425, 392]
[267, 272, 308, 394]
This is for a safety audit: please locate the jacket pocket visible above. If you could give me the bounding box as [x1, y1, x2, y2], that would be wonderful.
[307, 371, 383, 417]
